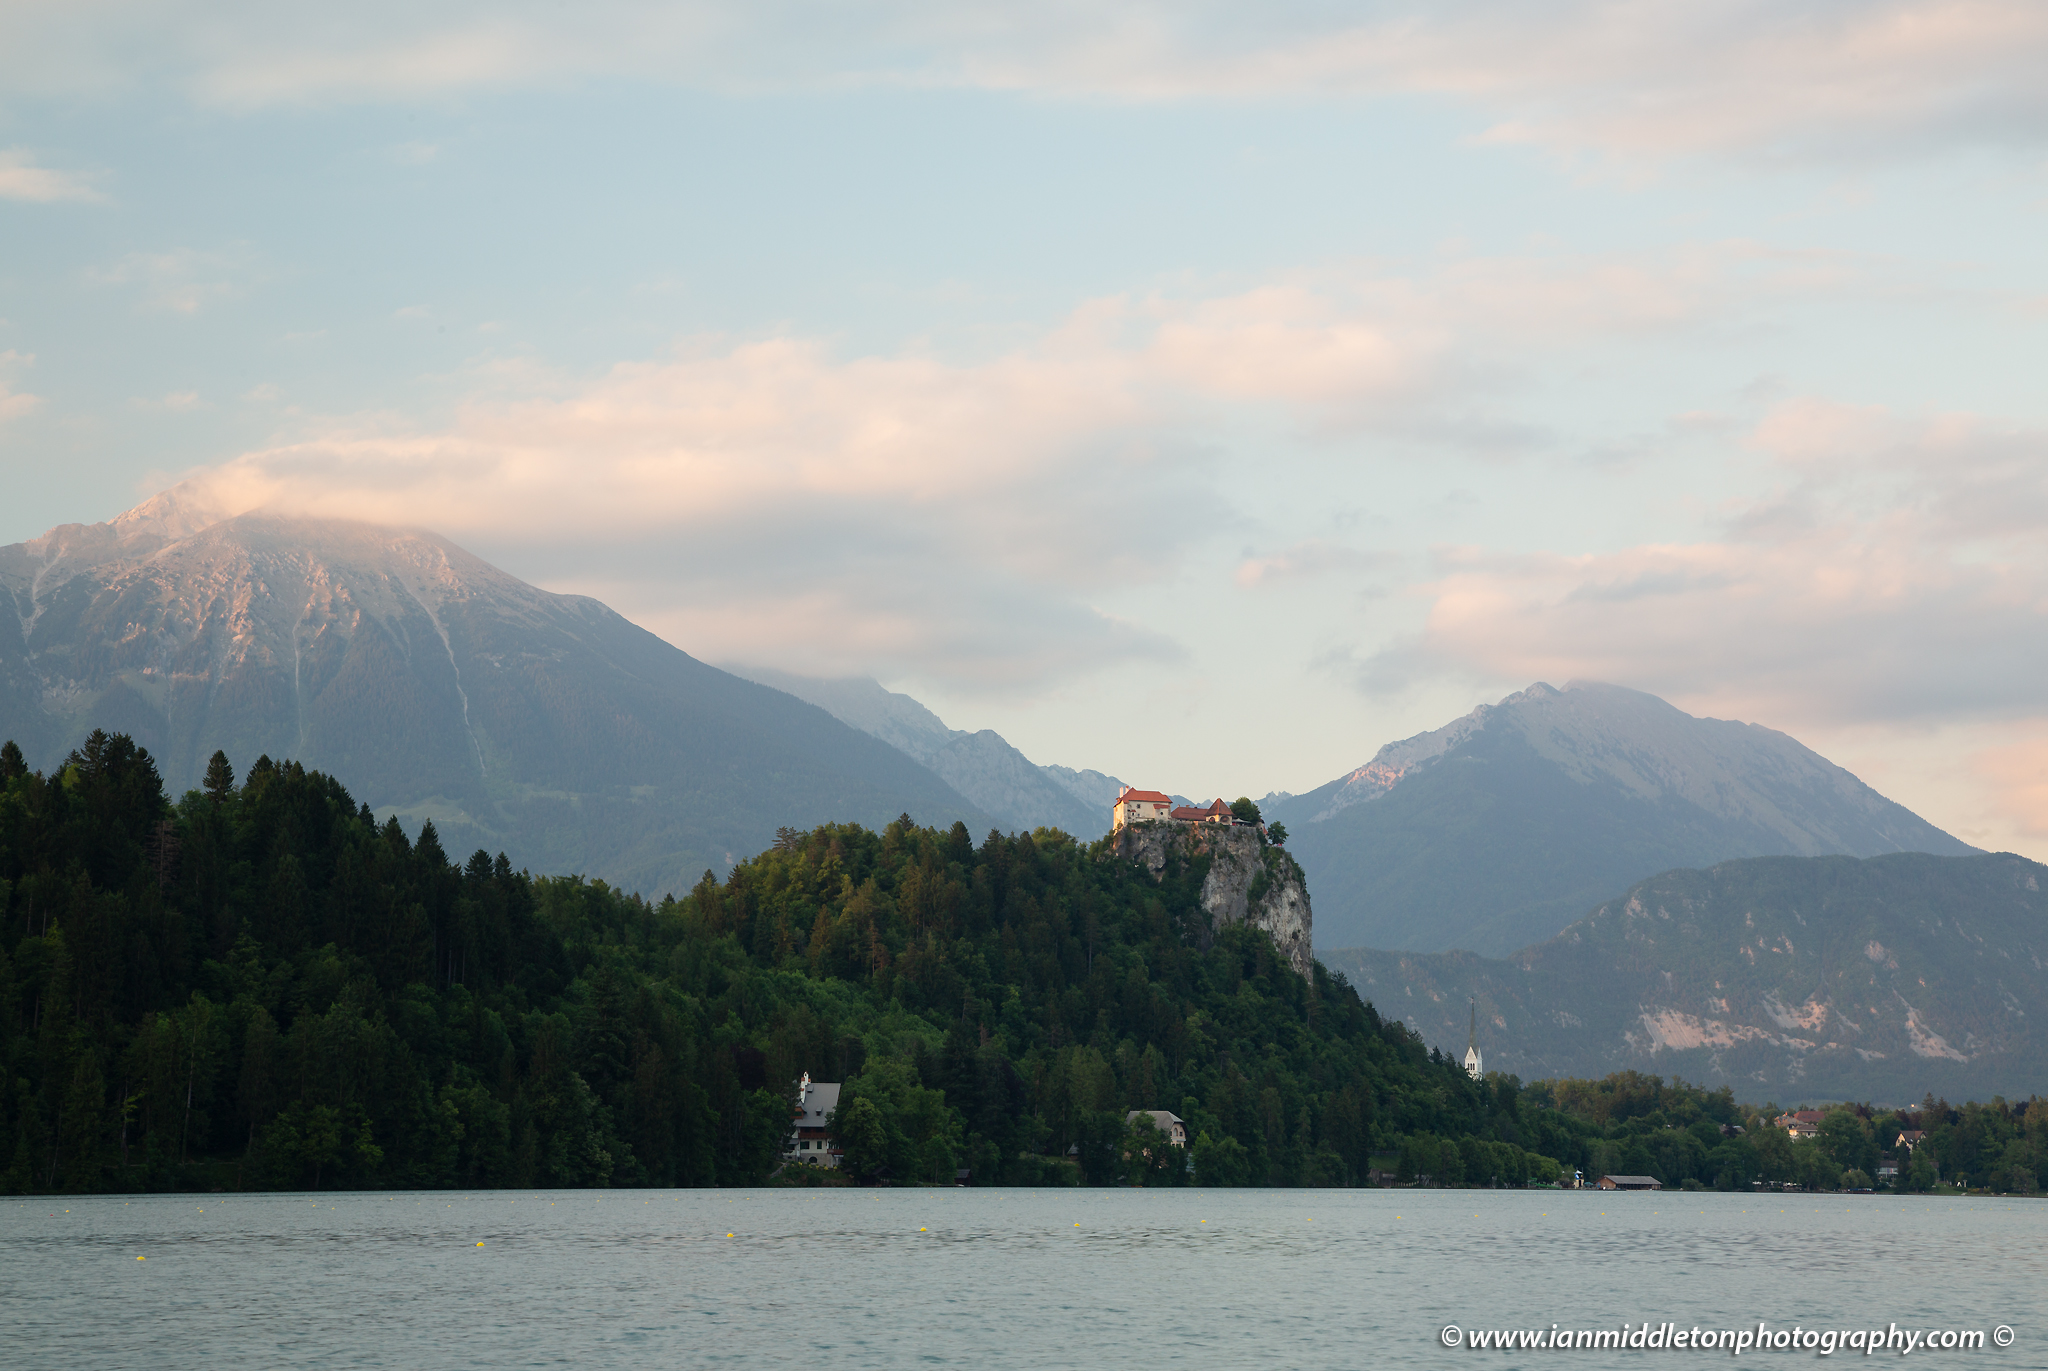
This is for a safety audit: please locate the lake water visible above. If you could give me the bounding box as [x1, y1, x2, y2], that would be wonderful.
[3, 1188, 2042, 1368]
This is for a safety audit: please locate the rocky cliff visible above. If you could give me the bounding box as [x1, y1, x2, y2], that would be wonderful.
[1113, 822, 1312, 978]
[1318, 852, 2048, 1104]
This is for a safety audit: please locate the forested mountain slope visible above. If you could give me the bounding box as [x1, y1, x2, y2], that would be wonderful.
[1321, 852, 2048, 1104]
[1268, 682, 1973, 955]
[7, 733, 2041, 1195]
[0, 731, 1502, 1192]
[0, 492, 989, 895]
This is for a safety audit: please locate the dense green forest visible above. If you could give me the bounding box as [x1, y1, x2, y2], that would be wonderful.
[1, 731, 2040, 1195]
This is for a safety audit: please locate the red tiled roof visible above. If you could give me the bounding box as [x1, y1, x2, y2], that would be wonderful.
[1117, 788, 1171, 804]
[1169, 807, 1208, 820]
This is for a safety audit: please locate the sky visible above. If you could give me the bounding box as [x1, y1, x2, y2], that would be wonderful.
[3, 1, 2047, 855]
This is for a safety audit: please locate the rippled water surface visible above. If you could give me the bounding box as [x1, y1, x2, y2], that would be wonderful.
[4, 1188, 2042, 1368]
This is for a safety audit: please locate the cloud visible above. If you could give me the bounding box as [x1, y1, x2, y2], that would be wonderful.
[1973, 731, 2048, 842]
[0, 148, 107, 203]
[160, 251, 1735, 688]
[171, 329, 1213, 691]
[86, 247, 251, 314]
[149, 244, 1915, 692]
[1355, 399, 2048, 727]
[1234, 541, 1394, 589]
[0, 351, 42, 421]
[130, 389, 203, 412]
[8, 2, 2045, 162]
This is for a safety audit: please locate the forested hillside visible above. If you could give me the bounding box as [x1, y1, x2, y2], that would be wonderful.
[5, 730, 2034, 1196]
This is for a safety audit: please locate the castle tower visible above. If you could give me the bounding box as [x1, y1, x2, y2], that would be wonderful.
[1463, 998, 1483, 1080]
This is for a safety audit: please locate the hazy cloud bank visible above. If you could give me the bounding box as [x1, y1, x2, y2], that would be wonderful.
[155, 247, 1848, 689]
[8, 1, 2046, 163]
[1349, 399, 2048, 731]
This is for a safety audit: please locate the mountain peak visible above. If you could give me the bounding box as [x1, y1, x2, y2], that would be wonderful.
[1271, 680, 1974, 955]
[108, 482, 236, 543]
[1, 500, 993, 895]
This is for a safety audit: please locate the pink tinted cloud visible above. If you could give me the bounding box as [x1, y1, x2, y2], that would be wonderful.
[1370, 398, 2048, 726]
[163, 253, 1902, 689]
[0, 149, 106, 203]
[1972, 732, 2048, 842]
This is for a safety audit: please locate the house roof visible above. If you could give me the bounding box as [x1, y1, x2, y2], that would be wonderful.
[1599, 1175, 1663, 1188]
[1116, 788, 1172, 805]
[1169, 807, 1210, 821]
[789, 1081, 841, 1135]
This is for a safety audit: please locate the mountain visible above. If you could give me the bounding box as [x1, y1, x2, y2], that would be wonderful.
[1266, 681, 1975, 955]
[1318, 852, 2048, 1105]
[0, 491, 993, 895]
[725, 666, 1118, 838]
[1039, 763, 1129, 812]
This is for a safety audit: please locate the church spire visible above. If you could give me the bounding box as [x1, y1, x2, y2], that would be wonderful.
[1463, 998, 1483, 1080]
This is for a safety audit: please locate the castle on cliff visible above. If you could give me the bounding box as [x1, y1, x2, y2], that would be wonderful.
[1111, 786, 1249, 834]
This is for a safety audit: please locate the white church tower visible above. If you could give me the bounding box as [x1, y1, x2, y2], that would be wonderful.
[1463, 998, 1484, 1080]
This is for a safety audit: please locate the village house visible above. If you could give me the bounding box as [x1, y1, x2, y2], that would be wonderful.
[1125, 1110, 1189, 1147]
[1775, 1110, 1825, 1139]
[783, 1072, 842, 1169]
[1896, 1129, 1927, 1152]
[1596, 1175, 1663, 1191]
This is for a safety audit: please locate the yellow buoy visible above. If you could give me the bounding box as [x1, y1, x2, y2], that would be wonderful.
[137, 1256, 145, 1261]
[476, 1242, 484, 1247]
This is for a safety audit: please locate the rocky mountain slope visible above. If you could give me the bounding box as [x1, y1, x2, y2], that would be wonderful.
[1039, 763, 1129, 813]
[1266, 682, 1974, 955]
[1319, 852, 2048, 1104]
[727, 666, 1117, 838]
[1114, 821, 1312, 978]
[0, 491, 992, 895]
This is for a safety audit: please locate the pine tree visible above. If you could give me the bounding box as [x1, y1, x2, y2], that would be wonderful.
[203, 751, 236, 803]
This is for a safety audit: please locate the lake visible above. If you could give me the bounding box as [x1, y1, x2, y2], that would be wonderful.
[3, 1187, 2041, 1368]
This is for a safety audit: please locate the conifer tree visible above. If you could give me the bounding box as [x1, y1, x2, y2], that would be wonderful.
[203, 751, 235, 803]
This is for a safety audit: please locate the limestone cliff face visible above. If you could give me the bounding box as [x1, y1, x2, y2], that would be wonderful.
[1113, 822, 1313, 978]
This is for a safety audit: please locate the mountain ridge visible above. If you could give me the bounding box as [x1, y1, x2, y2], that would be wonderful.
[1318, 851, 2048, 1104]
[0, 497, 996, 895]
[723, 665, 1120, 839]
[1267, 681, 1976, 955]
